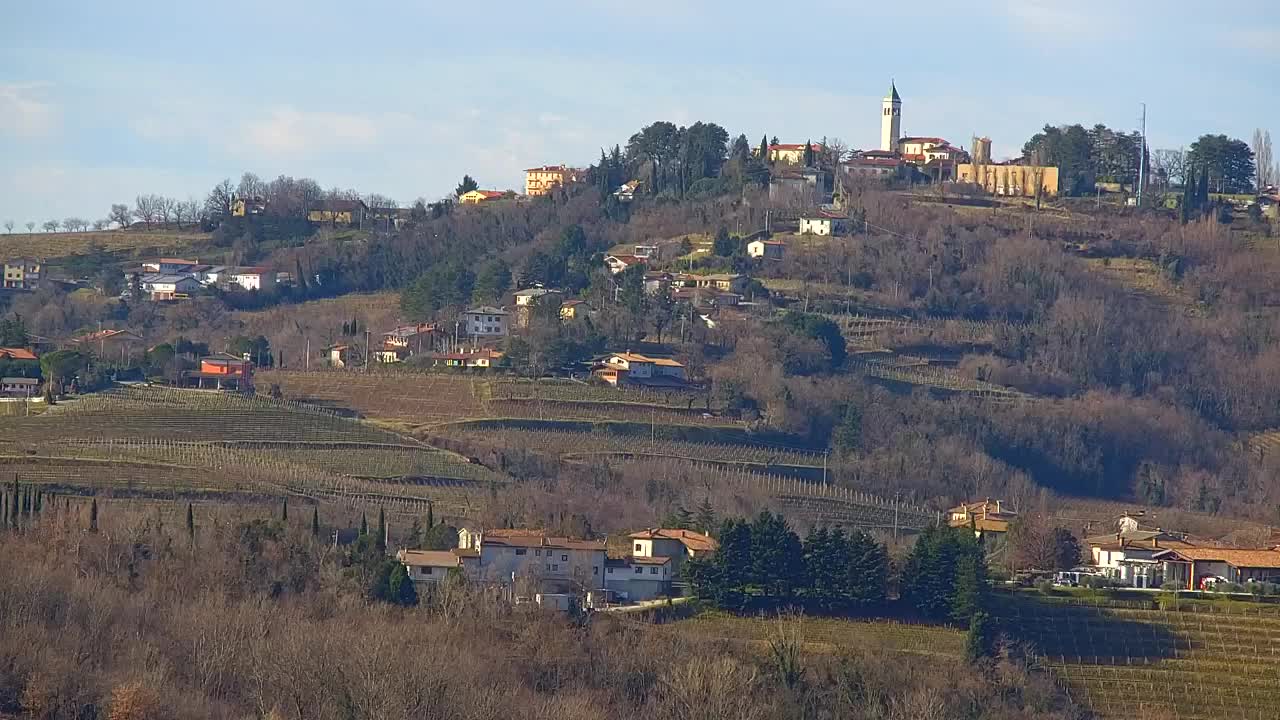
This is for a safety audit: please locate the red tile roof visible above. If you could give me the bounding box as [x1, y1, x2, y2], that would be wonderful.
[630, 528, 719, 553]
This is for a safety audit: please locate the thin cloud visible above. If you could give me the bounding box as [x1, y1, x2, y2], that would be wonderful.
[0, 83, 58, 138]
[241, 107, 392, 155]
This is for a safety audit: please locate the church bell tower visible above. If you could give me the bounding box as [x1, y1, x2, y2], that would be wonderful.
[881, 80, 901, 152]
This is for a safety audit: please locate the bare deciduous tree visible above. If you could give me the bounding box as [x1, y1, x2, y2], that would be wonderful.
[41, 220, 58, 232]
[92, 219, 108, 231]
[108, 203, 132, 229]
[205, 179, 235, 220]
[133, 194, 162, 227]
[1151, 148, 1187, 190]
[3, 220, 12, 233]
[1254, 129, 1275, 190]
[24, 221, 35, 233]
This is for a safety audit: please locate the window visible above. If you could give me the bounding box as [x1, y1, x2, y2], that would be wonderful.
[634, 542, 643, 553]
[593, 567, 599, 575]
[635, 566, 643, 574]
[561, 554, 568, 562]
[650, 567, 658, 575]
[607, 567, 613, 574]
[420, 567, 431, 575]
[535, 549, 542, 557]
[553, 564, 559, 571]
[515, 548, 526, 556]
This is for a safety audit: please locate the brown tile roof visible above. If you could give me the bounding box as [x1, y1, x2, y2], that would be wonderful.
[629, 555, 672, 565]
[1156, 547, 1280, 568]
[482, 535, 606, 551]
[629, 528, 719, 553]
[0, 347, 37, 361]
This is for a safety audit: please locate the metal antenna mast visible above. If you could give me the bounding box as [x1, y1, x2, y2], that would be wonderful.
[1138, 103, 1147, 207]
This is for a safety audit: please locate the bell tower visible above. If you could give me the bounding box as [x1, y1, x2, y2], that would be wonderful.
[880, 80, 901, 152]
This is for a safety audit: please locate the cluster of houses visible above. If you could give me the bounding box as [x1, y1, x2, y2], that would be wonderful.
[122, 257, 290, 301]
[395, 526, 717, 609]
[2, 258, 41, 290]
[950, 498, 1280, 591]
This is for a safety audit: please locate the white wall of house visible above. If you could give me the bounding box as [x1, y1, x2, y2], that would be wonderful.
[475, 544, 604, 589]
[799, 218, 832, 235]
[464, 311, 509, 337]
[232, 273, 263, 291]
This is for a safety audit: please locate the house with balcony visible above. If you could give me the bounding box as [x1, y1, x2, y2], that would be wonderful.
[595, 352, 687, 387]
[3, 258, 42, 289]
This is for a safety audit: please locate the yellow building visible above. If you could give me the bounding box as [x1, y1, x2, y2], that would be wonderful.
[3, 258, 41, 289]
[761, 143, 824, 165]
[459, 189, 506, 204]
[525, 165, 582, 196]
[955, 162, 1060, 199]
[306, 199, 367, 226]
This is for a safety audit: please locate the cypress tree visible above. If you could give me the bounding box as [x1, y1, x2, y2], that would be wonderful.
[1, 492, 7, 527]
[1181, 165, 1195, 223]
[359, 511, 368, 536]
[427, 501, 434, 529]
[376, 508, 387, 553]
[281, 497, 289, 523]
[186, 503, 195, 543]
[34, 491, 41, 514]
[758, 135, 770, 164]
[1197, 163, 1210, 207]
[803, 140, 815, 167]
[89, 498, 99, 533]
[311, 506, 320, 537]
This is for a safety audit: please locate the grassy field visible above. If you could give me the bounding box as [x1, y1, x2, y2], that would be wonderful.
[995, 593, 1280, 719]
[259, 371, 489, 425]
[667, 612, 965, 658]
[0, 229, 209, 259]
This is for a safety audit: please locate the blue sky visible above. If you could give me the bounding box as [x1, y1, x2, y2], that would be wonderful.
[2, 0, 1276, 224]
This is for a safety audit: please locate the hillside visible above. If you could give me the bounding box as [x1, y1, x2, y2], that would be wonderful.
[994, 593, 1280, 720]
[0, 229, 209, 260]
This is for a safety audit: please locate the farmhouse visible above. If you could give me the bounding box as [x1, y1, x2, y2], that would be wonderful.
[459, 190, 506, 204]
[307, 199, 368, 226]
[761, 142, 824, 165]
[138, 273, 201, 301]
[380, 323, 439, 359]
[1155, 547, 1280, 591]
[418, 349, 503, 369]
[1086, 521, 1197, 589]
[947, 498, 1017, 539]
[679, 273, 749, 294]
[630, 528, 717, 575]
[396, 549, 469, 589]
[604, 556, 674, 602]
[799, 214, 847, 236]
[747, 239, 786, 260]
[513, 288, 563, 327]
[229, 267, 271, 292]
[604, 254, 645, 274]
[466, 531, 607, 594]
[596, 352, 687, 387]
[559, 299, 588, 321]
[141, 258, 199, 274]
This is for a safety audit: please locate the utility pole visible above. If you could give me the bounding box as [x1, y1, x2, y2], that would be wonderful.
[1137, 102, 1147, 208]
[893, 491, 901, 541]
[305, 336, 310, 371]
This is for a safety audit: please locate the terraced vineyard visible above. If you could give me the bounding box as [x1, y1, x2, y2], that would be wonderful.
[0, 386, 501, 517]
[994, 595, 1280, 720]
[434, 425, 824, 468]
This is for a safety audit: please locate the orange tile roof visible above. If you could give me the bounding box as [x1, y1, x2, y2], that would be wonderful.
[0, 347, 37, 361]
[482, 535, 606, 551]
[397, 549, 462, 568]
[1156, 547, 1280, 568]
[630, 528, 719, 553]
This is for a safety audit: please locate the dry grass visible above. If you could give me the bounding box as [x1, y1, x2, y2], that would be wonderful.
[1082, 257, 1193, 308]
[0, 229, 209, 258]
[258, 370, 487, 425]
[670, 612, 965, 658]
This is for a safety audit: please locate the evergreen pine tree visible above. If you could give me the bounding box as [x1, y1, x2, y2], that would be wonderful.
[389, 563, 419, 607]
[186, 503, 195, 543]
[376, 508, 387, 553]
[750, 511, 805, 605]
[89, 497, 99, 533]
[950, 540, 989, 623]
[965, 610, 994, 661]
[845, 529, 889, 607]
[359, 511, 368, 536]
[802, 527, 840, 611]
[311, 506, 320, 537]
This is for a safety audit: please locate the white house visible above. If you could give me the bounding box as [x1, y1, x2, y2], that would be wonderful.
[604, 254, 645, 274]
[198, 266, 229, 285]
[747, 239, 786, 259]
[799, 217, 833, 235]
[597, 352, 687, 387]
[140, 273, 202, 300]
[461, 306, 509, 338]
[230, 267, 271, 292]
[396, 549, 467, 589]
[630, 528, 718, 575]
[603, 556, 673, 602]
[470, 533, 606, 594]
[1085, 515, 1197, 589]
[513, 288, 563, 306]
